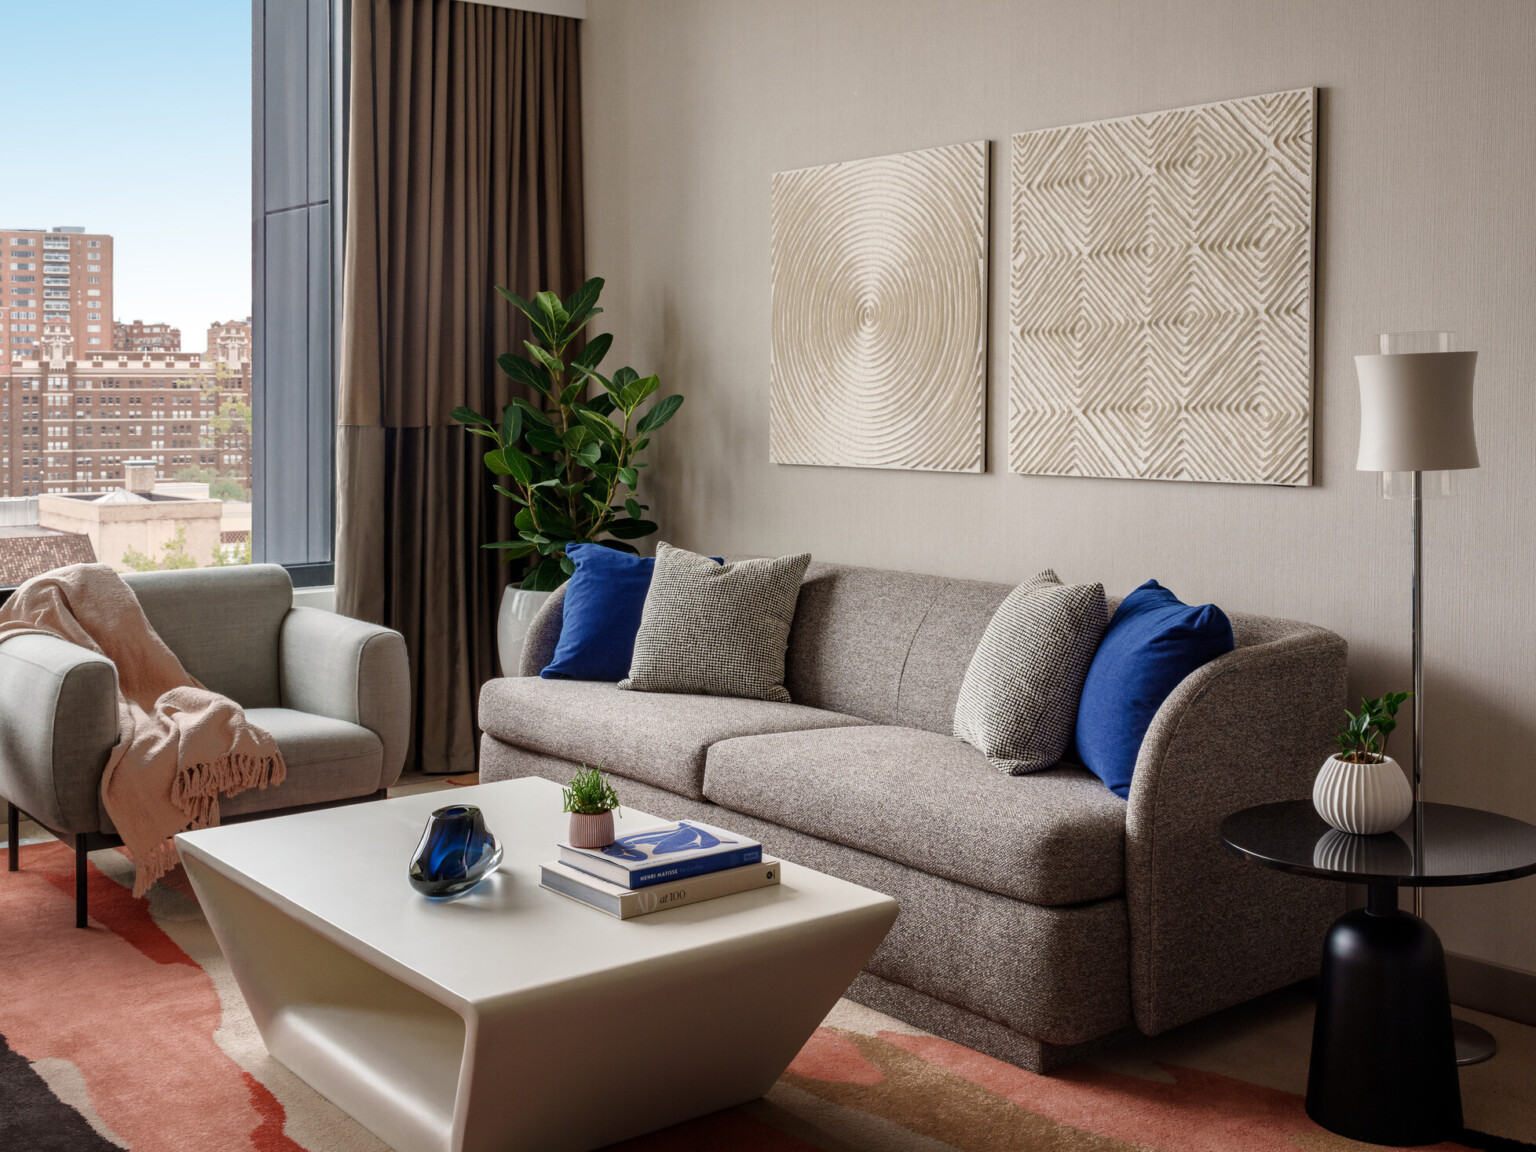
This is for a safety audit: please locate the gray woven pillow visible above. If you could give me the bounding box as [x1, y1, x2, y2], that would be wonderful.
[953, 569, 1108, 775]
[620, 543, 812, 702]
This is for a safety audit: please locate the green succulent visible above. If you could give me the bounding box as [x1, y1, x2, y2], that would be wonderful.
[1335, 692, 1411, 763]
[561, 765, 621, 816]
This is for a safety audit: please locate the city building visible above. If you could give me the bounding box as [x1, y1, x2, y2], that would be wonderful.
[114, 319, 181, 352]
[37, 459, 223, 572]
[205, 317, 251, 361]
[0, 226, 113, 370]
[0, 323, 252, 500]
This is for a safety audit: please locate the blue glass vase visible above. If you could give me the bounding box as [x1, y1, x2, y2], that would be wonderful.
[408, 804, 504, 899]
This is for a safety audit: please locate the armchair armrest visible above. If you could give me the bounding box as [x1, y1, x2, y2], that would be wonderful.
[0, 633, 118, 833]
[1124, 616, 1348, 1036]
[279, 608, 410, 790]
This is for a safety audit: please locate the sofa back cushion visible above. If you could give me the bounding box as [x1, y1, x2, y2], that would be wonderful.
[123, 564, 291, 708]
[783, 562, 1011, 732]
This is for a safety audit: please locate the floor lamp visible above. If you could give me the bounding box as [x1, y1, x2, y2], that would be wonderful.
[1355, 331, 1493, 1065]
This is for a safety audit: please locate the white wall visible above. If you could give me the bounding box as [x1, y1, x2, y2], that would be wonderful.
[579, 0, 1536, 976]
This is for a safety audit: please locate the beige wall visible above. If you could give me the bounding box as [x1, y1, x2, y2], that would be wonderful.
[579, 0, 1536, 975]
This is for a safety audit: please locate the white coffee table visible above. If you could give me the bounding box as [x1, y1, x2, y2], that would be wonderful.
[176, 777, 898, 1152]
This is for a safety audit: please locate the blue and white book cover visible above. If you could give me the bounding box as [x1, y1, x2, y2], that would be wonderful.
[559, 821, 762, 888]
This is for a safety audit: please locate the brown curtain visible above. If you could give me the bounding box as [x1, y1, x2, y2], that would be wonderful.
[336, 0, 584, 774]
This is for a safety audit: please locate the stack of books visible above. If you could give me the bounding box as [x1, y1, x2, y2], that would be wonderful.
[540, 819, 780, 919]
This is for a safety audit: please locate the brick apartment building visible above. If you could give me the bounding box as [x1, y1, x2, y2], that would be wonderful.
[1, 323, 252, 499]
[206, 317, 251, 360]
[1, 226, 113, 370]
[114, 319, 182, 352]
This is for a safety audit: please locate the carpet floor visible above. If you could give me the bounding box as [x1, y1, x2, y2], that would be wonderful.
[3, 839, 1535, 1152]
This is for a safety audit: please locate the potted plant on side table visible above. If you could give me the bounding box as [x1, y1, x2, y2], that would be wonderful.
[1313, 691, 1415, 835]
[562, 765, 622, 849]
[453, 277, 685, 676]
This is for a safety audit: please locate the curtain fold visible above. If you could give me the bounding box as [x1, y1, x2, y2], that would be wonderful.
[337, 0, 584, 774]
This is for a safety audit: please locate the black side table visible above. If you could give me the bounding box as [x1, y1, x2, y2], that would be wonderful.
[1222, 801, 1536, 1148]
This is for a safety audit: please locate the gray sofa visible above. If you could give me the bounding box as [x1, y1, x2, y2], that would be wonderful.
[1, 564, 410, 926]
[478, 559, 1347, 1071]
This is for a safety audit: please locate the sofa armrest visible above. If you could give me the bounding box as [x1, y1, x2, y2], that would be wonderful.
[516, 583, 567, 677]
[0, 633, 118, 833]
[1124, 618, 1348, 1036]
[279, 608, 411, 790]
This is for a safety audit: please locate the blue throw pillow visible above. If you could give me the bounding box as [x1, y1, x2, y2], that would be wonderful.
[1074, 580, 1234, 799]
[541, 544, 719, 682]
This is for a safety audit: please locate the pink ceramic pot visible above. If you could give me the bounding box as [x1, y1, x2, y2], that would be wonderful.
[568, 810, 615, 849]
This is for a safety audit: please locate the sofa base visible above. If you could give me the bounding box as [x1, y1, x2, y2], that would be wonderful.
[844, 972, 1136, 1074]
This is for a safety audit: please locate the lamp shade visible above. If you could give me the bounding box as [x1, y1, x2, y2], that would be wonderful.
[1355, 350, 1479, 472]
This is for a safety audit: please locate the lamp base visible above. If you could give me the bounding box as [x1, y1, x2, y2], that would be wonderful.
[1454, 1017, 1497, 1066]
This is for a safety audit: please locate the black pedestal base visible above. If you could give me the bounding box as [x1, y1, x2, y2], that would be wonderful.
[1306, 889, 1461, 1146]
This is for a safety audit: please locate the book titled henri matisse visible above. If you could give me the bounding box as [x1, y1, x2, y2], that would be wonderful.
[558, 821, 762, 889]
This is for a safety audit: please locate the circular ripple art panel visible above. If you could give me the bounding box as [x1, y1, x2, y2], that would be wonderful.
[770, 141, 988, 472]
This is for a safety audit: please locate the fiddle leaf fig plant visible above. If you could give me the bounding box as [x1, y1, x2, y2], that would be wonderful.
[1335, 691, 1412, 763]
[452, 277, 684, 591]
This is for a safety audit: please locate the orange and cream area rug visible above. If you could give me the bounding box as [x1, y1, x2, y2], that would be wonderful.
[3, 838, 1535, 1152]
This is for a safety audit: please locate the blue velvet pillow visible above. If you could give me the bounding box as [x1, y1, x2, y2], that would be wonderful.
[541, 544, 719, 682]
[1074, 580, 1234, 799]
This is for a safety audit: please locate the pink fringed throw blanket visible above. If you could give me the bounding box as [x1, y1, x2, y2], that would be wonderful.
[0, 563, 285, 895]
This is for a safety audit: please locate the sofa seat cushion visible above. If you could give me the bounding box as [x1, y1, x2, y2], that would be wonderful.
[478, 677, 871, 799]
[222, 708, 383, 816]
[702, 725, 1127, 905]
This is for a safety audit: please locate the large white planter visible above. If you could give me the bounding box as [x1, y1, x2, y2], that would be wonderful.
[1312, 753, 1414, 835]
[497, 587, 554, 677]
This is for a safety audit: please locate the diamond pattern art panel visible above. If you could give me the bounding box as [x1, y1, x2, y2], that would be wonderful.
[772, 141, 988, 472]
[1009, 89, 1316, 485]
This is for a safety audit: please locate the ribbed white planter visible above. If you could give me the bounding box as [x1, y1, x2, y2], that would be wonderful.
[497, 587, 554, 678]
[1312, 754, 1414, 835]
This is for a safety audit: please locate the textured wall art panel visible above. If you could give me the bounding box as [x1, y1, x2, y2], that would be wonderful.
[1009, 88, 1316, 485]
[771, 141, 988, 472]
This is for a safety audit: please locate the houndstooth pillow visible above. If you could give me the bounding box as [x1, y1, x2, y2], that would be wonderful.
[954, 570, 1108, 775]
[619, 543, 812, 702]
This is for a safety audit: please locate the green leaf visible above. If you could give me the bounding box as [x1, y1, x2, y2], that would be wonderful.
[521, 556, 568, 591]
[558, 553, 577, 576]
[514, 507, 538, 533]
[525, 341, 566, 379]
[573, 441, 602, 467]
[512, 397, 554, 426]
[498, 353, 552, 396]
[501, 446, 534, 485]
[559, 380, 586, 407]
[617, 466, 639, 488]
[562, 278, 604, 327]
[499, 403, 522, 445]
[495, 286, 556, 345]
[534, 290, 567, 332]
[561, 425, 590, 451]
[619, 373, 661, 412]
[587, 392, 617, 417]
[610, 366, 639, 394]
[451, 405, 492, 426]
[636, 394, 684, 434]
[482, 540, 536, 559]
[605, 517, 659, 540]
[631, 437, 650, 453]
[570, 332, 613, 374]
[491, 484, 527, 505]
[526, 425, 564, 455]
[625, 496, 643, 519]
[483, 449, 513, 476]
[575, 407, 624, 444]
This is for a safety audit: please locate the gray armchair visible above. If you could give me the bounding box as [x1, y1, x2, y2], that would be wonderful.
[0, 564, 409, 925]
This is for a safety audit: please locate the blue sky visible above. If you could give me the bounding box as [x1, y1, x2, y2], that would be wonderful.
[2, 0, 251, 349]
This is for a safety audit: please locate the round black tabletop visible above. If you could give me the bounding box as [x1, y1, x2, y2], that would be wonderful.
[1221, 801, 1536, 887]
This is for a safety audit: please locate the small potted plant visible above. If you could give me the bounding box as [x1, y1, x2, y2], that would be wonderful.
[562, 765, 622, 848]
[1313, 692, 1414, 835]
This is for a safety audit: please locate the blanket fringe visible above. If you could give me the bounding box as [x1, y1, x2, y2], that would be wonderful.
[131, 837, 183, 899]
[169, 752, 286, 811]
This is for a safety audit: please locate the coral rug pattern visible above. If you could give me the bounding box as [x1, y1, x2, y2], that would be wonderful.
[2, 839, 1534, 1151]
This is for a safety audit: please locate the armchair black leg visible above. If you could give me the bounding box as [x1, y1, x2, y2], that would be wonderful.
[7, 802, 18, 872]
[75, 836, 88, 929]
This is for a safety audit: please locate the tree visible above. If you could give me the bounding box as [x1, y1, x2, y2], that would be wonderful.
[175, 360, 252, 502]
[121, 525, 198, 572]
